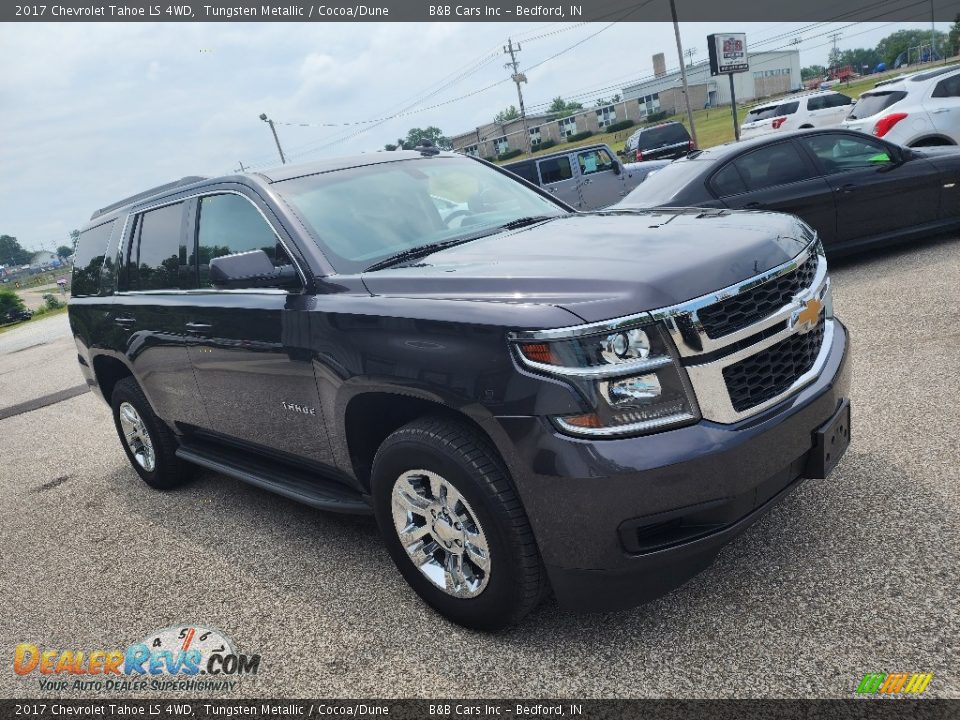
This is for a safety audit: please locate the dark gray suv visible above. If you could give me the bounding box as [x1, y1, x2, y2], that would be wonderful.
[69, 148, 851, 630]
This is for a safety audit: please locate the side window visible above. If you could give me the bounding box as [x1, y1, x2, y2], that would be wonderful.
[798, 135, 894, 174]
[932, 75, 960, 98]
[806, 96, 827, 111]
[126, 202, 186, 291]
[196, 194, 282, 287]
[577, 149, 615, 175]
[507, 161, 539, 184]
[71, 221, 115, 297]
[711, 164, 747, 197]
[538, 156, 574, 184]
[776, 101, 800, 116]
[732, 143, 813, 190]
[828, 94, 853, 107]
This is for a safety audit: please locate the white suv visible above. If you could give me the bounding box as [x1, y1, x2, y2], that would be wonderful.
[740, 90, 853, 139]
[842, 66, 960, 147]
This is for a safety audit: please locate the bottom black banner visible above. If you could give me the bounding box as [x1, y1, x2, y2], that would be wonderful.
[1, 700, 958, 720]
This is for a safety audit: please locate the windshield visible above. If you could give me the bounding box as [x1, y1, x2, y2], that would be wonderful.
[848, 91, 907, 119]
[617, 159, 709, 207]
[636, 124, 690, 150]
[275, 157, 566, 274]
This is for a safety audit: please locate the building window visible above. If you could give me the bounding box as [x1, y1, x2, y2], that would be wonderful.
[557, 116, 577, 138]
[463, 144, 479, 157]
[595, 105, 617, 128]
[494, 137, 509, 155]
[638, 93, 660, 117]
[529, 126, 542, 147]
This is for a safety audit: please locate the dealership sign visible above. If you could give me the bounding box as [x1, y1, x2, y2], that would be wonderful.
[708, 33, 749, 75]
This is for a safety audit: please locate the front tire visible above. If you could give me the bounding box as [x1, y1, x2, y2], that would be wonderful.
[371, 417, 546, 631]
[111, 377, 191, 490]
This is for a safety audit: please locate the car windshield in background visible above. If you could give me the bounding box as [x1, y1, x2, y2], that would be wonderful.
[616, 159, 709, 207]
[636, 124, 689, 149]
[848, 91, 907, 119]
[276, 157, 566, 274]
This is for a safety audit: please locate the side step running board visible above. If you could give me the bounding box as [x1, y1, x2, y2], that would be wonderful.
[176, 444, 372, 515]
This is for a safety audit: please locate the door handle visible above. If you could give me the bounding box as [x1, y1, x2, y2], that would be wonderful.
[185, 322, 212, 332]
[932, 108, 950, 114]
[835, 183, 856, 193]
[548, 187, 558, 193]
[113, 317, 136, 327]
[583, 178, 592, 184]
[743, 201, 763, 209]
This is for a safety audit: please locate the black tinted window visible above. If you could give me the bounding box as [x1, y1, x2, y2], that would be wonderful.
[733, 143, 813, 189]
[71, 221, 115, 297]
[196, 194, 281, 287]
[711, 164, 747, 197]
[932, 75, 960, 98]
[775, 101, 800, 116]
[827, 93, 853, 107]
[636, 123, 690, 150]
[848, 91, 907, 119]
[746, 105, 779, 122]
[127, 203, 185, 291]
[798, 134, 893, 173]
[539, 156, 573, 184]
[505, 161, 539, 184]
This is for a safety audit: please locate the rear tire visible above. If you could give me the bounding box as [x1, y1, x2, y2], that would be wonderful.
[111, 377, 191, 490]
[371, 417, 547, 631]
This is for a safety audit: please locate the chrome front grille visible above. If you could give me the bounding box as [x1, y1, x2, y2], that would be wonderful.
[697, 252, 819, 339]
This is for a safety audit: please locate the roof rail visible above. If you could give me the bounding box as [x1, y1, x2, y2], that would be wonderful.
[90, 176, 208, 220]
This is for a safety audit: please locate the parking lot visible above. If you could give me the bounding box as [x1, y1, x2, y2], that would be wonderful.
[0, 236, 958, 699]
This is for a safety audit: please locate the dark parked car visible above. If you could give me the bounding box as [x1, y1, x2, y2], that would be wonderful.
[623, 121, 695, 162]
[4, 308, 33, 324]
[70, 149, 850, 630]
[616, 128, 960, 254]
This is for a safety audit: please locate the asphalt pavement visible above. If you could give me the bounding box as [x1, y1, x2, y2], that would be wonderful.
[0, 236, 957, 699]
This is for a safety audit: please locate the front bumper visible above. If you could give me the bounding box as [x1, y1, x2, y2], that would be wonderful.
[494, 319, 851, 611]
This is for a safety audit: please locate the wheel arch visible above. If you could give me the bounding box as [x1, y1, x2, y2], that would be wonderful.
[908, 134, 956, 147]
[92, 353, 134, 403]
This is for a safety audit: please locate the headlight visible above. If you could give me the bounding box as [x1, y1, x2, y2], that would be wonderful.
[515, 323, 700, 437]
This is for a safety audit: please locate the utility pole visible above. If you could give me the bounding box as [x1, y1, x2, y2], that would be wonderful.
[259, 113, 287, 165]
[503, 38, 531, 154]
[828, 32, 842, 75]
[931, 0, 938, 62]
[684, 47, 697, 68]
[669, 0, 698, 147]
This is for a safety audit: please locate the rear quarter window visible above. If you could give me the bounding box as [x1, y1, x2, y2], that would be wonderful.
[848, 91, 907, 119]
[71, 220, 116, 297]
[504, 161, 539, 184]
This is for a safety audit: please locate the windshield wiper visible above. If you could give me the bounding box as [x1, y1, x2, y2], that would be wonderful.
[498, 215, 555, 231]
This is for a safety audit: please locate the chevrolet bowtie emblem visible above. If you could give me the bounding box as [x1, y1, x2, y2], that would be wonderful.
[791, 297, 823, 335]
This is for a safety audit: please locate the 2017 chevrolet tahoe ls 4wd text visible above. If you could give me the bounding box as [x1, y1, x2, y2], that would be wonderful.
[69, 145, 851, 631]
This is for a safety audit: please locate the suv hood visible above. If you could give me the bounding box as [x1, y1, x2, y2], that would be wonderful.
[360, 210, 811, 323]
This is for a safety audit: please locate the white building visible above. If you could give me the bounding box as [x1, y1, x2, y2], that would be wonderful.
[622, 50, 802, 108]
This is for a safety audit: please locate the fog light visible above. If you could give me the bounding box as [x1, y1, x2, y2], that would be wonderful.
[602, 373, 662, 405]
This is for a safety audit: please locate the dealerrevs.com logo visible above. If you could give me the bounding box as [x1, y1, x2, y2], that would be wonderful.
[855, 673, 933, 696]
[12, 624, 261, 693]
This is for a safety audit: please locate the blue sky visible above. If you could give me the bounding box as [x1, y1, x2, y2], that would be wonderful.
[0, 20, 940, 252]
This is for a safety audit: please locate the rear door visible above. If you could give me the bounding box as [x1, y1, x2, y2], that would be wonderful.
[713, 140, 838, 245]
[796, 133, 941, 244]
[114, 200, 209, 428]
[925, 72, 960, 142]
[806, 93, 853, 128]
[537, 155, 582, 208]
[181, 189, 332, 463]
[575, 147, 624, 209]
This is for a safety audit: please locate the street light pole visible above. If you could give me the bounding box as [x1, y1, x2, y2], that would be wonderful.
[259, 113, 287, 165]
[669, 0, 699, 147]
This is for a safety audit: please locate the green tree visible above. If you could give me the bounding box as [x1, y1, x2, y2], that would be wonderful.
[876, 29, 947, 66]
[494, 105, 520, 124]
[948, 13, 960, 56]
[594, 95, 621, 107]
[0, 288, 27, 317]
[840, 48, 883, 73]
[548, 97, 584, 118]
[827, 46, 843, 70]
[0, 235, 32, 266]
[801, 65, 826, 81]
[70, 229, 80, 254]
[56, 245, 73, 259]
[388, 127, 452, 151]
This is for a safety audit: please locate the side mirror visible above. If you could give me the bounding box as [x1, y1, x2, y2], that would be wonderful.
[612, 160, 622, 175]
[209, 249, 299, 289]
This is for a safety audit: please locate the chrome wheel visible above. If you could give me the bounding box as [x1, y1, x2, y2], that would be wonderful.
[391, 469, 491, 598]
[118, 401, 156, 472]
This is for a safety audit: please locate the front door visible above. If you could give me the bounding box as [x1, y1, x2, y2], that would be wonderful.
[182, 191, 332, 464]
[537, 155, 582, 209]
[796, 133, 941, 244]
[575, 147, 624, 210]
